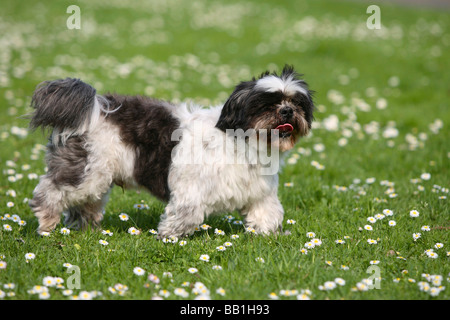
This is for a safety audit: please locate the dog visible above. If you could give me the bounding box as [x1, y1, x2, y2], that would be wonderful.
[28, 65, 314, 238]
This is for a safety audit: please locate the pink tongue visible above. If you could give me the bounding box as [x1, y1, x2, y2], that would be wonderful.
[275, 123, 293, 132]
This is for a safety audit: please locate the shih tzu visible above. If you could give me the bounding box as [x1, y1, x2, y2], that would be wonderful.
[29, 65, 314, 238]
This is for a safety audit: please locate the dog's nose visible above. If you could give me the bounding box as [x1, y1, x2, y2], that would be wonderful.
[279, 106, 294, 118]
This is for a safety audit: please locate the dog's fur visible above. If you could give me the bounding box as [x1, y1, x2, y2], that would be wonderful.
[29, 65, 314, 238]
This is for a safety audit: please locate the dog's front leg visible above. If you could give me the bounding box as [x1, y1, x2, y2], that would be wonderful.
[241, 192, 284, 235]
[157, 201, 205, 239]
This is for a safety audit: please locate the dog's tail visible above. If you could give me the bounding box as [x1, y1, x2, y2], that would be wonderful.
[29, 78, 116, 145]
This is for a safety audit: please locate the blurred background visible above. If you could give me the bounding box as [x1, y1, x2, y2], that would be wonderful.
[0, 0, 448, 179]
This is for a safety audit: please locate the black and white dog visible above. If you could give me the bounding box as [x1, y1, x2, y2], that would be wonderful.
[29, 65, 314, 238]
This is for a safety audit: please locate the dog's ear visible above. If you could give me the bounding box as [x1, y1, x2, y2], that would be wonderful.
[215, 81, 255, 131]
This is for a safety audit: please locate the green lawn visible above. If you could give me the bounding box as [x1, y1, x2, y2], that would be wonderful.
[0, 0, 448, 300]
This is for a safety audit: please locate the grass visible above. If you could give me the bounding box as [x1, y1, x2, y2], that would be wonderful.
[0, 0, 449, 300]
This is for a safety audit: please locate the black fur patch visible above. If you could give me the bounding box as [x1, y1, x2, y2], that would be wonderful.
[104, 94, 180, 201]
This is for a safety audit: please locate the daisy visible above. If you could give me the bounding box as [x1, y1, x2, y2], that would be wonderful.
[268, 292, 279, 300]
[429, 287, 441, 297]
[286, 219, 296, 224]
[200, 224, 211, 230]
[216, 288, 226, 296]
[214, 228, 225, 236]
[340, 265, 349, 270]
[300, 248, 308, 255]
[3, 283, 15, 289]
[43, 276, 56, 287]
[297, 293, 310, 300]
[367, 239, 378, 245]
[159, 289, 170, 298]
[231, 234, 239, 239]
[79, 291, 93, 300]
[334, 278, 346, 286]
[133, 267, 145, 276]
[63, 263, 72, 268]
[148, 274, 160, 284]
[370, 260, 380, 265]
[0, 261, 6, 269]
[304, 242, 315, 249]
[388, 220, 396, 227]
[366, 177, 376, 184]
[364, 225, 373, 231]
[38, 291, 50, 299]
[149, 229, 158, 235]
[119, 213, 129, 221]
[323, 281, 337, 290]
[199, 254, 210, 262]
[355, 282, 369, 291]
[420, 173, 431, 180]
[18, 220, 26, 226]
[255, 257, 265, 263]
[174, 288, 189, 298]
[25, 252, 36, 261]
[335, 239, 345, 244]
[383, 209, 393, 216]
[413, 233, 421, 241]
[325, 261, 333, 266]
[223, 242, 232, 247]
[245, 227, 256, 233]
[133, 203, 148, 210]
[60, 227, 70, 235]
[212, 265, 222, 270]
[6, 202, 14, 208]
[62, 289, 73, 296]
[306, 232, 316, 238]
[102, 230, 113, 236]
[41, 231, 50, 236]
[311, 238, 322, 246]
[434, 243, 444, 249]
[99, 239, 109, 246]
[128, 227, 140, 235]
[375, 213, 385, 220]
[3, 224, 12, 231]
[421, 225, 430, 231]
[367, 217, 376, 223]
[188, 267, 198, 274]
[426, 252, 438, 259]
[179, 240, 187, 246]
[216, 246, 226, 252]
[409, 210, 419, 218]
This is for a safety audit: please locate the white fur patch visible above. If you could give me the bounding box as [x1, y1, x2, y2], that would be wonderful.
[255, 75, 308, 96]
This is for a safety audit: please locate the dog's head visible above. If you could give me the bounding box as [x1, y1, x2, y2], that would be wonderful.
[216, 65, 314, 151]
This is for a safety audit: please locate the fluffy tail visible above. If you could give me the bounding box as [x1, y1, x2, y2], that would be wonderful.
[30, 78, 114, 144]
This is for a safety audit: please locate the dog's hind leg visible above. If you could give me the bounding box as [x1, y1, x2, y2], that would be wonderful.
[29, 176, 66, 235]
[30, 135, 92, 234]
[63, 188, 111, 231]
